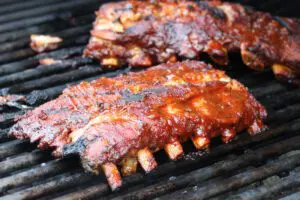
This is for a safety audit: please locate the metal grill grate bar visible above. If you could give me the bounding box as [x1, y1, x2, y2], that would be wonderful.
[0, 0, 66, 15]
[1, 173, 93, 200]
[0, 140, 34, 160]
[0, 158, 78, 194]
[0, 150, 49, 175]
[215, 168, 300, 200]
[0, 0, 101, 24]
[0, 57, 92, 88]
[159, 154, 300, 200]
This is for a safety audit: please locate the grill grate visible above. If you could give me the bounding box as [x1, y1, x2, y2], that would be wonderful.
[0, 0, 300, 199]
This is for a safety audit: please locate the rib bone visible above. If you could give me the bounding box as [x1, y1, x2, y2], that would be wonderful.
[102, 163, 122, 191]
[164, 140, 184, 160]
[137, 147, 158, 173]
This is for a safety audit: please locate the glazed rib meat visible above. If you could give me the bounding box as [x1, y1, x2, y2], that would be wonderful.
[84, 0, 300, 84]
[9, 61, 267, 190]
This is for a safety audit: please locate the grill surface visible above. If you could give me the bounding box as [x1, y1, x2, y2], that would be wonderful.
[0, 0, 300, 199]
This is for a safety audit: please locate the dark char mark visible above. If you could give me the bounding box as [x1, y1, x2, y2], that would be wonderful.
[197, 1, 226, 20]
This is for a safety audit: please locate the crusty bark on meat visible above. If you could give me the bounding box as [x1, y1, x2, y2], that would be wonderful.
[9, 61, 266, 190]
[84, 0, 300, 84]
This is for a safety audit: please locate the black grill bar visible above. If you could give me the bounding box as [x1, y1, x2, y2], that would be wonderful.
[252, 88, 291, 108]
[0, 13, 92, 44]
[262, 88, 300, 110]
[0, 57, 92, 88]
[25, 84, 68, 106]
[0, 140, 34, 160]
[0, 150, 49, 175]
[52, 35, 89, 50]
[159, 154, 300, 200]
[217, 169, 300, 200]
[0, 48, 35, 65]
[0, 111, 24, 128]
[2, 65, 104, 94]
[0, 129, 10, 142]
[0, 39, 30, 54]
[0, 23, 57, 44]
[0, 45, 85, 77]
[280, 190, 300, 200]
[233, 71, 275, 87]
[0, 0, 101, 25]
[54, 183, 110, 200]
[0, 60, 37, 77]
[34, 46, 85, 60]
[0, 0, 30, 6]
[0, 158, 78, 194]
[266, 104, 300, 124]
[63, 136, 300, 200]
[0, 0, 65, 15]
[0, 14, 60, 34]
[1, 173, 93, 200]
[250, 82, 288, 98]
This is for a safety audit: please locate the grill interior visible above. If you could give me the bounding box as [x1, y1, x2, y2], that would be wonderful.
[0, 0, 300, 199]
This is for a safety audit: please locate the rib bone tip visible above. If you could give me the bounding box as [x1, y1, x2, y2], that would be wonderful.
[165, 140, 184, 160]
[137, 147, 158, 173]
[221, 129, 236, 143]
[102, 162, 122, 191]
[191, 135, 210, 150]
[121, 157, 138, 176]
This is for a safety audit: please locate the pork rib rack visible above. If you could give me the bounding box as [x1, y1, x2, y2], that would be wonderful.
[9, 61, 267, 190]
[84, 0, 300, 84]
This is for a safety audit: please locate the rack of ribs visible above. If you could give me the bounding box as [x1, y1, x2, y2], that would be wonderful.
[84, 0, 300, 85]
[9, 61, 267, 190]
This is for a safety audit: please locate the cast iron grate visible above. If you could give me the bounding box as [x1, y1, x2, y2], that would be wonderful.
[0, 0, 299, 199]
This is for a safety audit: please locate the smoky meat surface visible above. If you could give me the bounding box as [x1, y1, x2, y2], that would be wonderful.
[84, 0, 300, 84]
[9, 61, 266, 189]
